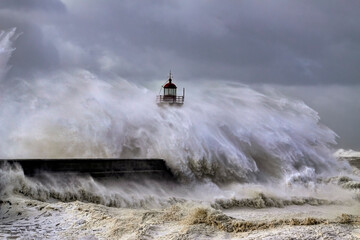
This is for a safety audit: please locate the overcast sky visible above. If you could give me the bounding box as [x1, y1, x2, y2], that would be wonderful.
[0, 0, 359, 149]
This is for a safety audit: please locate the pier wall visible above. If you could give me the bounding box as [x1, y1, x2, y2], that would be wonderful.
[0, 159, 173, 178]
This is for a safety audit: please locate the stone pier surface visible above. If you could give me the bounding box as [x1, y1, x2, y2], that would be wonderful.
[0, 159, 173, 178]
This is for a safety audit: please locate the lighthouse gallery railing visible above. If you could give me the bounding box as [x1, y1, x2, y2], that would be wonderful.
[156, 95, 184, 104]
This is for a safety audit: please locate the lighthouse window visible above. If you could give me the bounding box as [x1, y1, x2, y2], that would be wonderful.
[164, 88, 176, 96]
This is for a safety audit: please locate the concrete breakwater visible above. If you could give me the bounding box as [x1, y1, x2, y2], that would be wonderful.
[0, 159, 173, 178]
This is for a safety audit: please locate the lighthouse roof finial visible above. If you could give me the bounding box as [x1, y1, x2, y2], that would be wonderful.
[163, 70, 177, 89]
[169, 70, 172, 83]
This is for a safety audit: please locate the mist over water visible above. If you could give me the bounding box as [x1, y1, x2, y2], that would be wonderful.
[0, 28, 344, 185]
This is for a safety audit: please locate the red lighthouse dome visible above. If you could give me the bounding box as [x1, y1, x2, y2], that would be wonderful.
[163, 73, 177, 96]
[163, 78, 177, 89]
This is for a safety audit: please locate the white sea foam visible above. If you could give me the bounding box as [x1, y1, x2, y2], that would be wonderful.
[1, 159, 359, 211]
[335, 149, 360, 159]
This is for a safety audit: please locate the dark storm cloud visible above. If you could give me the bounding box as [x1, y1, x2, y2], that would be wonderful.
[53, 0, 360, 84]
[1, 0, 360, 84]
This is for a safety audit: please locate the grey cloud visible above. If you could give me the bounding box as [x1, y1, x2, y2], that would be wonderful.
[57, 0, 360, 84]
[1, 0, 360, 85]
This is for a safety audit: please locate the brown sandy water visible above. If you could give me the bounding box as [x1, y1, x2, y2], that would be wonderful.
[1, 197, 359, 240]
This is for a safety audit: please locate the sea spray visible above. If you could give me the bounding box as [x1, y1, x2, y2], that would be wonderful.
[0, 72, 342, 182]
[0, 28, 18, 82]
[0, 29, 343, 183]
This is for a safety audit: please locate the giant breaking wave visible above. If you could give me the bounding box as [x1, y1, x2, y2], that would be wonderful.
[0, 28, 344, 185]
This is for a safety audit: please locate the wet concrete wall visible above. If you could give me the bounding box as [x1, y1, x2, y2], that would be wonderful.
[0, 159, 173, 178]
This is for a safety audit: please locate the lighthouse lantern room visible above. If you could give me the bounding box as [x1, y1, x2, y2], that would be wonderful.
[156, 72, 185, 105]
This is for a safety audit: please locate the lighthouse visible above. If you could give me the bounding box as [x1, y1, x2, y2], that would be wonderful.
[156, 72, 185, 105]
